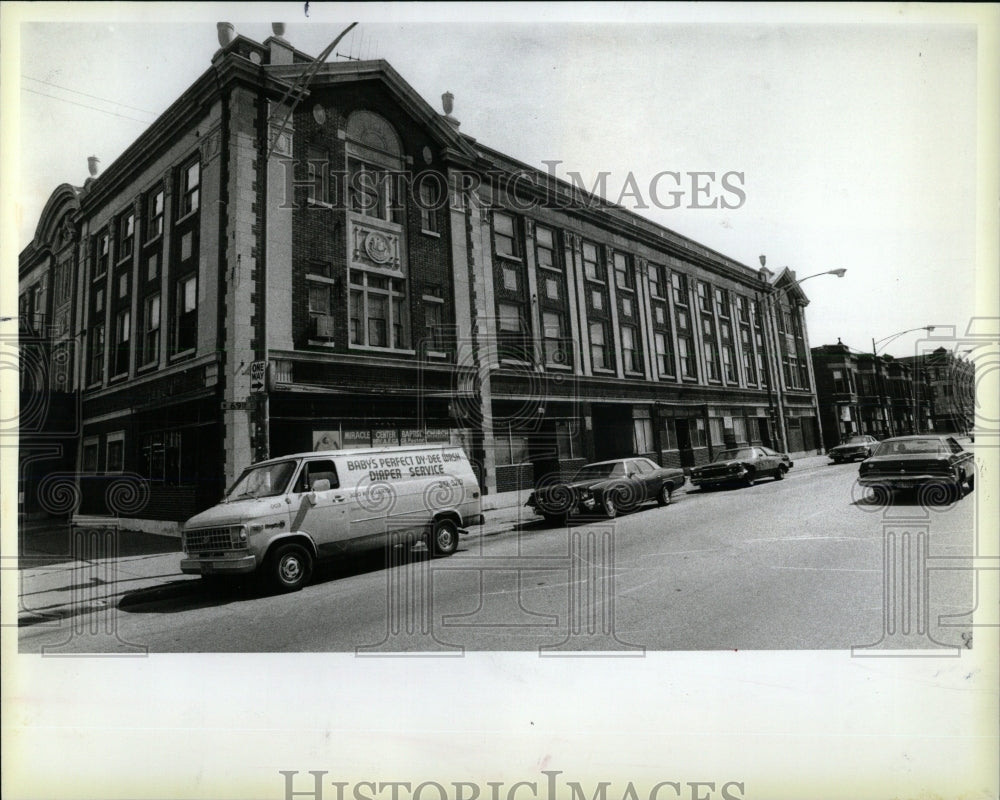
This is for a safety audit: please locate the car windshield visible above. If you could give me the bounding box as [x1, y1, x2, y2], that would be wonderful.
[225, 460, 297, 500]
[841, 436, 870, 445]
[574, 462, 626, 480]
[718, 448, 755, 461]
[874, 439, 948, 456]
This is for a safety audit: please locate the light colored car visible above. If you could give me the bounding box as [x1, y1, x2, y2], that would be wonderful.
[180, 445, 482, 591]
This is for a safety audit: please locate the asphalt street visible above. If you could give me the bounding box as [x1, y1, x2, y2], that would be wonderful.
[17, 461, 977, 653]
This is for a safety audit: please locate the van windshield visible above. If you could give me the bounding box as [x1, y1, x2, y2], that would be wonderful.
[225, 460, 297, 500]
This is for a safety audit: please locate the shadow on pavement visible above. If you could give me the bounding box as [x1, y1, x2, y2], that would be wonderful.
[116, 544, 451, 614]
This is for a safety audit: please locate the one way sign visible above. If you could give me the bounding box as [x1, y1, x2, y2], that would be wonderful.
[250, 361, 266, 393]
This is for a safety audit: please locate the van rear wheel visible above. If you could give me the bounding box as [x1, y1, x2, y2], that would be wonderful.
[268, 543, 313, 592]
[431, 517, 459, 557]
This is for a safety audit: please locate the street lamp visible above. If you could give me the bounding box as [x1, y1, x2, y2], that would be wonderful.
[757, 257, 846, 454]
[871, 325, 935, 436]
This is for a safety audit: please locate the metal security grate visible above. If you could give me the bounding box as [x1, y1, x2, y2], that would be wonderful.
[184, 527, 233, 552]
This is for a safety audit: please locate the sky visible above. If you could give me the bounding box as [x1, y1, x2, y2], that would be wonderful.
[7, 4, 991, 359]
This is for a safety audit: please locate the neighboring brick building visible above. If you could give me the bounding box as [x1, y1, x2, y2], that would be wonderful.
[19, 26, 825, 527]
[897, 346, 975, 435]
[811, 340, 968, 451]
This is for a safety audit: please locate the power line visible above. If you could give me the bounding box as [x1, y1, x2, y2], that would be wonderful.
[20, 87, 153, 125]
[22, 74, 158, 116]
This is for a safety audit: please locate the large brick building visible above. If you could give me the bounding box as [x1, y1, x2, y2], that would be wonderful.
[19, 26, 825, 527]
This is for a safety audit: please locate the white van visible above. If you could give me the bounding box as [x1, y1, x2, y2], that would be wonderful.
[180, 445, 482, 591]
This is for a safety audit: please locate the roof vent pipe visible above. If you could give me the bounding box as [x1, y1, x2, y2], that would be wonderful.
[87, 156, 100, 177]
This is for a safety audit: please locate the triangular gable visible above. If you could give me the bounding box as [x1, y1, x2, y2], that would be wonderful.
[769, 266, 811, 305]
[266, 59, 479, 163]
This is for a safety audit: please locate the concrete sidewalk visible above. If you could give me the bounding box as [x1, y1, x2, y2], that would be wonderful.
[15, 453, 835, 628]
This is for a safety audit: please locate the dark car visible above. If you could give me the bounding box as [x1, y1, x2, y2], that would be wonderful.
[690, 446, 793, 490]
[828, 434, 879, 463]
[857, 434, 974, 501]
[526, 457, 686, 523]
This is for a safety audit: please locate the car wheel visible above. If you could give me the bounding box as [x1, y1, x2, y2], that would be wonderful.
[601, 494, 618, 519]
[774, 465, 786, 481]
[430, 517, 459, 557]
[657, 484, 673, 506]
[268, 543, 313, 593]
[542, 513, 568, 526]
[871, 485, 891, 506]
[741, 470, 755, 488]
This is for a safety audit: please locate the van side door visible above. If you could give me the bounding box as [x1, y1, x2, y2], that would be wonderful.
[288, 458, 350, 554]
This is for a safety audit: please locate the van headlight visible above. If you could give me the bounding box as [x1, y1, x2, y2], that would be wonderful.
[234, 525, 250, 544]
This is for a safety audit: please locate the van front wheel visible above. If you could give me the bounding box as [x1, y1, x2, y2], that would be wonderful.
[431, 517, 459, 557]
[268, 543, 313, 592]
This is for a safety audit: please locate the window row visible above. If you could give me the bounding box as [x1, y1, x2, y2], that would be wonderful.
[87, 274, 197, 384]
[90, 156, 198, 280]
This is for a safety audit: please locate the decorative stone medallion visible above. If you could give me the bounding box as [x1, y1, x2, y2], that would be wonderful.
[364, 230, 393, 264]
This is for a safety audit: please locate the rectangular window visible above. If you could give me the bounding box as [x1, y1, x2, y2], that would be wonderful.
[174, 274, 197, 354]
[419, 181, 440, 233]
[146, 251, 159, 283]
[714, 287, 729, 317]
[146, 188, 164, 240]
[118, 211, 135, 261]
[678, 336, 696, 379]
[621, 325, 640, 373]
[89, 324, 105, 384]
[82, 439, 99, 472]
[94, 231, 110, 278]
[582, 241, 602, 282]
[424, 300, 445, 351]
[142, 294, 160, 365]
[633, 418, 654, 454]
[697, 282, 713, 313]
[349, 272, 408, 350]
[704, 339, 720, 381]
[655, 332, 674, 377]
[535, 226, 556, 270]
[497, 301, 530, 361]
[542, 310, 566, 366]
[742, 347, 756, 384]
[671, 272, 688, 306]
[94, 287, 104, 315]
[613, 252, 632, 290]
[114, 309, 130, 376]
[502, 265, 518, 291]
[722, 345, 737, 382]
[590, 321, 609, 370]
[308, 283, 332, 316]
[737, 296, 750, 324]
[648, 263, 663, 298]
[181, 159, 200, 217]
[349, 162, 402, 224]
[493, 211, 518, 258]
[307, 146, 328, 204]
[118, 271, 129, 299]
[106, 434, 125, 473]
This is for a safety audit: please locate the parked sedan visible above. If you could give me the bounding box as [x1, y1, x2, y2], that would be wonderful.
[828, 434, 880, 463]
[690, 446, 793, 490]
[857, 434, 974, 502]
[526, 457, 686, 523]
